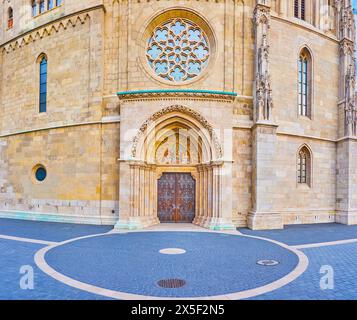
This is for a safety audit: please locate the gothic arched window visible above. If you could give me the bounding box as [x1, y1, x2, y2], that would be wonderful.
[294, 0, 305, 20]
[297, 146, 312, 186]
[39, 0, 45, 14]
[39, 55, 48, 113]
[48, 0, 54, 10]
[8, 7, 13, 29]
[298, 48, 312, 117]
[31, 1, 37, 17]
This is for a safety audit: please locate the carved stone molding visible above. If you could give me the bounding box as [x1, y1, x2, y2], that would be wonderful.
[117, 90, 237, 103]
[337, 1, 355, 41]
[131, 105, 223, 160]
[253, 3, 271, 27]
[345, 63, 357, 135]
[0, 5, 105, 53]
[339, 38, 355, 56]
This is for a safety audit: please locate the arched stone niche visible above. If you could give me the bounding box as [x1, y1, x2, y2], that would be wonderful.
[115, 105, 234, 230]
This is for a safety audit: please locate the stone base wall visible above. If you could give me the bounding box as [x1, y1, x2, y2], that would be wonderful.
[247, 212, 283, 230]
[0, 122, 120, 226]
[336, 138, 357, 226]
[247, 211, 338, 230]
[0, 209, 117, 226]
[283, 211, 336, 225]
[0, 199, 118, 225]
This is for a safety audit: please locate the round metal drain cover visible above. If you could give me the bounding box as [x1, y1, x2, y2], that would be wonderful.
[257, 259, 279, 266]
[157, 279, 186, 288]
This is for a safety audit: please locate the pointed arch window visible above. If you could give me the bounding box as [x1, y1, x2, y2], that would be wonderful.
[8, 7, 13, 29]
[31, 1, 37, 17]
[294, 0, 305, 20]
[39, 56, 48, 113]
[39, 0, 45, 14]
[297, 146, 311, 186]
[48, 0, 55, 10]
[298, 48, 312, 117]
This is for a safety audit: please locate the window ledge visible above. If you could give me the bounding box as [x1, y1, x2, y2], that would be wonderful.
[298, 115, 312, 121]
[297, 183, 312, 190]
[33, 5, 62, 19]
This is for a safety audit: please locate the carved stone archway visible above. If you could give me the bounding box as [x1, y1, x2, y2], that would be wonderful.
[131, 105, 223, 160]
[115, 105, 235, 230]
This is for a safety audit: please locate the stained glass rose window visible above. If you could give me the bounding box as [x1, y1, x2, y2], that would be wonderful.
[146, 18, 210, 82]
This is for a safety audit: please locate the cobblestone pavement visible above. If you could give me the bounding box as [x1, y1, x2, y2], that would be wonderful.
[248, 242, 357, 300]
[0, 218, 356, 300]
[239, 223, 357, 246]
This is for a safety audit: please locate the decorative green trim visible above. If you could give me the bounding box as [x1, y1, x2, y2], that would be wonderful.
[117, 89, 238, 97]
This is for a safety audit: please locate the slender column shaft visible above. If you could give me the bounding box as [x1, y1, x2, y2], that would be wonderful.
[133, 165, 140, 217]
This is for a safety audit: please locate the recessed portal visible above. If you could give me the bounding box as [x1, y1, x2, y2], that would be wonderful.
[158, 173, 195, 223]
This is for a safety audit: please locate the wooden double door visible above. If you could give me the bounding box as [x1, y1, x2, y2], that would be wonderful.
[157, 173, 196, 223]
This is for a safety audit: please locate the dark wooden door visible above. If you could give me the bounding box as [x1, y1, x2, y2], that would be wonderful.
[158, 173, 195, 223]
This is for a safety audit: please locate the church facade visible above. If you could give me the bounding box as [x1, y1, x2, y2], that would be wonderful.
[0, 0, 356, 230]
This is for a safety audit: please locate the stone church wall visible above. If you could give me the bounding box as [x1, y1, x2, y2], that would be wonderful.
[0, 0, 355, 229]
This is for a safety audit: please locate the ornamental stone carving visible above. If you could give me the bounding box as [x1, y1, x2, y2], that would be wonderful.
[146, 18, 210, 83]
[336, 0, 357, 136]
[131, 105, 223, 160]
[345, 63, 356, 135]
[254, 3, 273, 122]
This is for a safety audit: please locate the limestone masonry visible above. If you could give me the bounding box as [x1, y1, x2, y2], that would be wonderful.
[0, 0, 356, 230]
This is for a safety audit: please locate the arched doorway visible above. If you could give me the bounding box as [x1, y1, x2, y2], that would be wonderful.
[154, 122, 200, 224]
[116, 105, 234, 230]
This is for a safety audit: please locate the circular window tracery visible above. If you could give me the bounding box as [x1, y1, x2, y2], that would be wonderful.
[146, 18, 210, 83]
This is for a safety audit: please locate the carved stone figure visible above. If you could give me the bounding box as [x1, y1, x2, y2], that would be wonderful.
[254, 4, 273, 122]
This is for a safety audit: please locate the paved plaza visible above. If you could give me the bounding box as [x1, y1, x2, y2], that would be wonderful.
[0, 218, 356, 300]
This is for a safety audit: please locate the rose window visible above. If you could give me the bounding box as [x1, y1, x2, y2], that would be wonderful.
[146, 18, 210, 82]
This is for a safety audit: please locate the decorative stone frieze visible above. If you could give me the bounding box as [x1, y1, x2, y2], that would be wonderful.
[117, 90, 237, 103]
[0, 9, 101, 53]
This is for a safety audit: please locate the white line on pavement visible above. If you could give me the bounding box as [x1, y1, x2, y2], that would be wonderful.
[0, 234, 57, 246]
[34, 229, 309, 300]
[292, 238, 357, 249]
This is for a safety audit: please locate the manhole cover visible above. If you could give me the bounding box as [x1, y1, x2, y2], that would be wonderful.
[257, 259, 279, 266]
[157, 279, 186, 288]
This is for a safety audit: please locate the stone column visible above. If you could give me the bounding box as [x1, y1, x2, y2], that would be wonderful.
[115, 161, 158, 229]
[193, 165, 204, 225]
[202, 165, 209, 225]
[336, 139, 357, 224]
[199, 162, 235, 231]
[248, 123, 282, 230]
[335, 1, 357, 225]
[149, 164, 160, 225]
